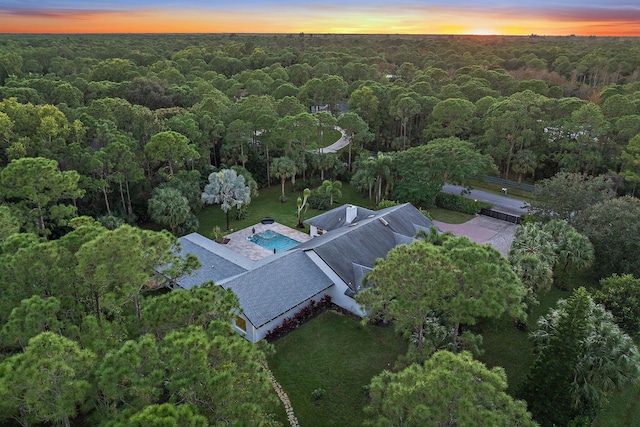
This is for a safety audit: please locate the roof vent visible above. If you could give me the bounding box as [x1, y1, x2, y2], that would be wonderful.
[367, 214, 375, 218]
[348, 222, 358, 227]
[379, 217, 389, 226]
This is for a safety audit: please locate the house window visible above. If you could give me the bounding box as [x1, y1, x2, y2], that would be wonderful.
[235, 316, 247, 333]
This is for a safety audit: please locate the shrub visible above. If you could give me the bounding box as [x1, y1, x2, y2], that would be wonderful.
[97, 214, 125, 230]
[176, 213, 199, 236]
[419, 208, 433, 220]
[312, 388, 325, 401]
[375, 200, 400, 210]
[265, 295, 333, 342]
[234, 206, 249, 220]
[435, 192, 490, 214]
[308, 189, 330, 210]
[211, 225, 225, 243]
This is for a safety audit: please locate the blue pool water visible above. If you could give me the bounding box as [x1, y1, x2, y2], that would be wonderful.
[248, 230, 301, 253]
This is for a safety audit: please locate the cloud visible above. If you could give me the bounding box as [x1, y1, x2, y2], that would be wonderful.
[1, 0, 640, 35]
[1, 7, 115, 18]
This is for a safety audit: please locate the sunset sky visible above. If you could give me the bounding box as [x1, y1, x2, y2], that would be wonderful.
[1, 0, 640, 36]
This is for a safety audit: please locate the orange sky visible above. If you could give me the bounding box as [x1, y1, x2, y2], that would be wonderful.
[2, 2, 640, 36]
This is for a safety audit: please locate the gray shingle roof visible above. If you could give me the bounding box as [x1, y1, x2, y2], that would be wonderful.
[296, 203, 433, 292]
[175, 233, 253, 290]
[304, 204, 376, 231]
[174, 204, 433, 330]
[219, 250, 333, 328]
[351, 262, 372, 291]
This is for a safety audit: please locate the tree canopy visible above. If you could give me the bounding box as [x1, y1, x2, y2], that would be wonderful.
[364, 351, 537, 427]
[357, 237, 526, 355]
[519, 288, 640, 426]
[3, 32, 640, 426]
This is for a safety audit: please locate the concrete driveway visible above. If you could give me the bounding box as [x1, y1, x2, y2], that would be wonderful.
[433, 215, 517, 256]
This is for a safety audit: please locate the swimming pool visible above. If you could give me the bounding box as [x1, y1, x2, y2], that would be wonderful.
[248, 230, 301, 253]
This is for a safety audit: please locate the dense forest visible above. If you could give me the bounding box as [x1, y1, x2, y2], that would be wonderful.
[2, 33, 640, 426]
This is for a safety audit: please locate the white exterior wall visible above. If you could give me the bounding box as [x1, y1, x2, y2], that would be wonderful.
[234, 314, 257, 342]
[346, 205, 357, 224]
[309, 225, 327, 237]
[304, 251, 365, 317]
[248, 290, 332, 342]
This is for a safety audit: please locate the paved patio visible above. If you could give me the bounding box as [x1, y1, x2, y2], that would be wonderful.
[224, 222, 312, 261]
[432, 216, 518, 256]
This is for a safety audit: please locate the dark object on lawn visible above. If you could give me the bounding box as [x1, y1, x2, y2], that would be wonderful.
[261, 218, 275, 224]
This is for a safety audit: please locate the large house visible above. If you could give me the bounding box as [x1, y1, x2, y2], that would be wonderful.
[174, 203, 434, 342]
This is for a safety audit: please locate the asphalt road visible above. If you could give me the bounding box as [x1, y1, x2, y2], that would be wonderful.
[441, 184, 528, 216]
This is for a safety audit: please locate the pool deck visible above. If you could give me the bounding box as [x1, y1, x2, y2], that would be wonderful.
[224, 222, 313, 261]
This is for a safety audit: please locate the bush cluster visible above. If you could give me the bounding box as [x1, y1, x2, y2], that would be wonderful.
[435, 192, 490, 214]
[265, 295, 332, 342]
[308, 189, 331, 210]
[375, 200, 400, 210]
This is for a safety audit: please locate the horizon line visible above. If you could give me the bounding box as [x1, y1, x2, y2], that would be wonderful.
[0, 32, 633, 38]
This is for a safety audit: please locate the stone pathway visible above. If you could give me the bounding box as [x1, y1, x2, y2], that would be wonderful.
[262, 361, 300, 427]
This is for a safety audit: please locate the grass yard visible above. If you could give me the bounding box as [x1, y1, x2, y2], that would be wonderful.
[196, 179, 639, 426]
[196, 182, 377, 237]
[320, 128, 343, 148]
[593, 384, 640, 427]
[196, 180, 466, 238]
[266, 311, 407, 427]
[478, 287, 572, 392]
[426, 207, 475, 224]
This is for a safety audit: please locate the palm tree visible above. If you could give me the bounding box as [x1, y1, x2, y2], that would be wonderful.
[555, 228, 594, 279]
[270, 157, 297, 201]
[390, 95, 420, 150]
[373, 152, 393, 205]
[147, 187, 191, 235]
[296, 188, 311, 228]
[318, 180, 342, 207]
[316, 152, 337, 181]
[350, 155, 377, 202]
[511, 149, 537, 187]
[415, 226, 454, 246]
[509, 252, 554, 294]
[201, 169, 251, 230]
[509, 222, 557, 267]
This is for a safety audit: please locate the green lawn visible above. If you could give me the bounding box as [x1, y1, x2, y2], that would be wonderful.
[266, 311, 407, 427]
[320, 128, 343, 148]
[197, 182, 638, 426]
[593, 384, 640, 427]
[427, 207, 475, 224]
[478, 287, 572, 393]
[196, 182, 375, 237]
[195, 181, 473, 238]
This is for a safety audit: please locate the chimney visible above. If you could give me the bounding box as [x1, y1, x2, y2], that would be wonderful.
[346, 205, 357, 224]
